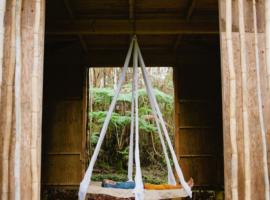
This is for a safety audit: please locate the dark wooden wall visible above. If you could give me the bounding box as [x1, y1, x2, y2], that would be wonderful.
[41, 44, 86, 188]
[174, 51, 224, 190]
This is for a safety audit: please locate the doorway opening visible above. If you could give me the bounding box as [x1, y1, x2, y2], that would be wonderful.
[86, 67, 175, 184]
[42, 1, 223, 199]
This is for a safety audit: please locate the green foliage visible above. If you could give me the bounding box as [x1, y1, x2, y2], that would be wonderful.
[88, 82, 174, 183]
[92, 173, 127, 182]
[91, 88, 114, 106]
[90, 132, 99, 145]
[90, 111, 157, 134]
[90, 87, 173, 111]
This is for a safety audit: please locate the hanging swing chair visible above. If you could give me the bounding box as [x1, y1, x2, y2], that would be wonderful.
[79, 37, 193, 200]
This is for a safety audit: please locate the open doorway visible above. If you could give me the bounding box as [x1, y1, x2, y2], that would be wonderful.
[42, 0, 222, 199]
[86, 67, 175, 184]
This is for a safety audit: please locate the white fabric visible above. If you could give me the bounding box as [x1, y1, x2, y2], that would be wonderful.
[127, 55, 136, 181]
[135, 40, 192, 198]
[133, 41, 144, 200]
[147, 87, 176, 185]
[134, 43, 176, 185]
[78, 39, 134, 200]
[87, 182, 189, 199]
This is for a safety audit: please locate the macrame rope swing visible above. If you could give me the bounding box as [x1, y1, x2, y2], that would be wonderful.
[78, 36, 192, 200]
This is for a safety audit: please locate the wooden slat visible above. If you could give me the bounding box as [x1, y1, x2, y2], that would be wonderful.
[63, 0, 88, 54]
[86, 49, 219, 67]
[219, 0, 270, 197]
[0, 0, 45, 199]
[173, 67, 180, 162]
[186, 0, 197, 20]
[42, 154, 82, 186]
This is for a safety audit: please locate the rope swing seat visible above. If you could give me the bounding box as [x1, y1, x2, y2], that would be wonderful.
[79, 37, 193, 200]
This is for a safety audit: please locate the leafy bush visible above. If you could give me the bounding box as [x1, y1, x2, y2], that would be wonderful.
[88, 84, 174, 183]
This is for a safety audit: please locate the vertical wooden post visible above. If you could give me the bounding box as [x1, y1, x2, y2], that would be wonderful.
[1, 0, 16, 199]
[219, 0, 270, 199]
[0, 0, 7, 104]
[173, 67, 180, 162]
[225, 0, 238, 199]
[82, 67, 88, 175]
[252, 1, 270, 199]
[266, 0, 270, 93]
[238, 0, 251, 199]
[0, 0, 45, 199]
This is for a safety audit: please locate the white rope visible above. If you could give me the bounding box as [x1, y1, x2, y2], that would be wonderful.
[135, 40, 192, 198]
[78, 39, 134, 200]
[128, 40, 175, 185]
[134, 41, 176, 185]
[147, 93, 176, 185]
[133, 38, 144, 200]
[127, 50, 136, 181]
[146, 87, 176, 185]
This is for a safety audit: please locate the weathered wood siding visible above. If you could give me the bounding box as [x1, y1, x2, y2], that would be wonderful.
[174, 52, 224, 189]
[0, 0, 45, 199]
[41, 44, 86, 188]
[219, 0, 270, 199]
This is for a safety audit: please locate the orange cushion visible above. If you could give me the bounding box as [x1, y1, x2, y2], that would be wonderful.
[144, 183, 182, 190]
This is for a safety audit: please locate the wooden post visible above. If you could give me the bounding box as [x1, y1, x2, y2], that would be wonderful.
[173, 67, 180, 162]
[0, 0, 7, 105]
[225, 0, 238, 199]
[252, 1, 270, 199]
[219, 0, 270, 199]
[266, 0, 270, 93]
[238, 0, 251, 199]
[0, 0, 45, 199]
[81, 68, 88, 175]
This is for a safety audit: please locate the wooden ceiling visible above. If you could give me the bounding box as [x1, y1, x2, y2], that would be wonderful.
[45, 0, 219, 61]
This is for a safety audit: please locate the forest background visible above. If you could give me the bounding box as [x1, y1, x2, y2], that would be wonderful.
[87, 67, 174, 184]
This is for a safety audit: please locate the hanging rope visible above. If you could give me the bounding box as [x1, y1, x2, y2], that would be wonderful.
[78, 39, 134, 200]
[133, 42, 176, 185]
[135, 40, 192, 198]
[127, 61, 135, 181]
[133, 36, 144, 200]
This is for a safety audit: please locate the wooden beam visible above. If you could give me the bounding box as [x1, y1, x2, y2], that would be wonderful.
[186, 0, 197, 21]
[85, 49, 219, 66]
[46, 19, 219, 35]
[128, 0, 135, 38]
[173, 35, 183, 50]
[174, 0, 197, 50]
[63, 0, 88, 53]
[129, 0, 134, 19]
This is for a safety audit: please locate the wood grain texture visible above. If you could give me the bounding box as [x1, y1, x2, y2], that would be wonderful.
[174, 53, 223, 189]
[0, 0, 45, 199]
[219, 0, 270, 199]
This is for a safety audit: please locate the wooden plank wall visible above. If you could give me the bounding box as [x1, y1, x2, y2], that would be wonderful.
[219, 0, 270, 199]
[174, 52, 224, 190]
[41, 44, 86, 189]
[0, 0, 45, 199]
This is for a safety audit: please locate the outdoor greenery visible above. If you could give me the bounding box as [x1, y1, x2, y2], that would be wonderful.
[88, 67, 174, 183]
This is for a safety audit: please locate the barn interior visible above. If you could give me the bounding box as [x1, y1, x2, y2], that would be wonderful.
[42, 0, 224, 198]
